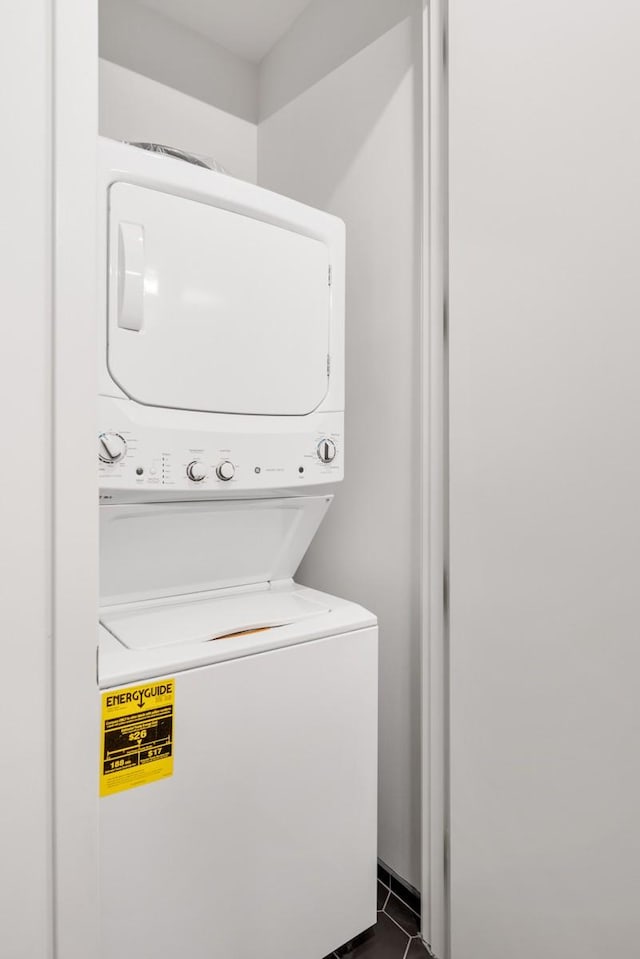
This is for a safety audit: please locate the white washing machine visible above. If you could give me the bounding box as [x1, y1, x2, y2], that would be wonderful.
[98, 497, 377, 959]
[97, 139, 378, 959]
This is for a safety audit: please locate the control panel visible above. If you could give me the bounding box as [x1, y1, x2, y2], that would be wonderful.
[98, 401, 343, 500]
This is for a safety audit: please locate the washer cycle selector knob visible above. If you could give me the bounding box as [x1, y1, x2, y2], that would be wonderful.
[317, 438, 337, 464]
[216, 460, 235, 481]
[98, 432, 127, 464]
[186, 460, 208, 482]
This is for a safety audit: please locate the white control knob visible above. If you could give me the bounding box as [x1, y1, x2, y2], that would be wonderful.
[186, 460, 208, 482]
[99, 432, 127, 464]
[317, 438, 337, 464]
[216, 460, 235, 481]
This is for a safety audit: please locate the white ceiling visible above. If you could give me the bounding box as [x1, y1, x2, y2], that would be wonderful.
[136, 0, 315, 62]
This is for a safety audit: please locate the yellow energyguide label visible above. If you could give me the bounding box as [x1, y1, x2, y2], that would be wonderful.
[100, 679, 175, 797]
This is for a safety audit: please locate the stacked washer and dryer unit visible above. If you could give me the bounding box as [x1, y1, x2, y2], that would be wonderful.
[96, 138, 378, 959]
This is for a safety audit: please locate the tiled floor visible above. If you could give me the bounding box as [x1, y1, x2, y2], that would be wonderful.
[323, 875, 433, 959]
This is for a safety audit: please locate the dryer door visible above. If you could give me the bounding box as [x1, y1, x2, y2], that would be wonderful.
[107, 183, 331, 415]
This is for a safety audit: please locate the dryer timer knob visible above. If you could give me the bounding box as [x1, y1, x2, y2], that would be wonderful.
[99, 432, 127, 464]
[317, 438, 337, 464]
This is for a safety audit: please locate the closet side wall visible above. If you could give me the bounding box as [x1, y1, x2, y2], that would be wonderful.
[259, 0, 416, 120]
[259, 11, 422, 889]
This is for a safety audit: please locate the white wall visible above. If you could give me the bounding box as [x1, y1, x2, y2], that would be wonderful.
[259, 0, 417, 119]
[99, 59, 257, 183]
[53, 0, 101, 953]
[449, 1, 640, 957]
[99, 0, 258, 122]
[1, 1, 100, 956]
[1, 4, 53, 954]
[259, 2, 423, 888]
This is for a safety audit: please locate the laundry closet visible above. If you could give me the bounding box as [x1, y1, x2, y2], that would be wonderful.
[8, 4, 640, 959]
[96, 1, 426, 957]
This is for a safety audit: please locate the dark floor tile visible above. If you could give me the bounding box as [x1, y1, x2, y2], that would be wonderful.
[340, 912, 409, 958]
[377, 879, 389, 911]
[384, 891, 419, 937]
[405, 937, 432, 957]
[389, 875, 421, 917]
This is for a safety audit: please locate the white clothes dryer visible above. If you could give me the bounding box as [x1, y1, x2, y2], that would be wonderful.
[97, 138, 346, 503]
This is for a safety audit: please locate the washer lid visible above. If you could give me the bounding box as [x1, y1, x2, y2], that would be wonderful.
[107, 183, 331, 415]
[99, 495, 332, 606]
[100, 585, 331, 651]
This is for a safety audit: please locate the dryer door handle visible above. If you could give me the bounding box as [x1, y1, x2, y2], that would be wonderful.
[117, 222, 145, 332]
